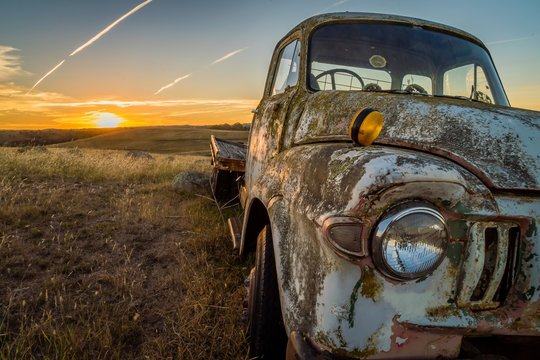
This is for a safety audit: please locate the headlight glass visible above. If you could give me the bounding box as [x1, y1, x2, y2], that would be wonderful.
[373, 205, 448, 280]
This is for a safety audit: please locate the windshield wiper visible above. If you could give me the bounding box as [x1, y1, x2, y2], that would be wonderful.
[431, 94, 483, 103]
[367, 88, 485, 103]
[365, 89, 429, 96]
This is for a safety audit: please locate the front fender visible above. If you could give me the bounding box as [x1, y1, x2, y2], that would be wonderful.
[268, 143, 506, 357]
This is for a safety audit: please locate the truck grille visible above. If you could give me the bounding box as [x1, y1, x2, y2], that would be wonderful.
[457, 222, 520, 310]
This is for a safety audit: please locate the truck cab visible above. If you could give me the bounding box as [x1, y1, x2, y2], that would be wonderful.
[212, 12, 540, 359]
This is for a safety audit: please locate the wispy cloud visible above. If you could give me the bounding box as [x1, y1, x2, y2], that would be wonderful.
[211, 47, 247, 65]
[27, 59, 65, 94]
[70, 0, 153, 56]
[486, 35, 535, 45]
[35, 98, 256, 108]
[27, 0, 153, 93]
[0, 45, 29, 80]
[154, 73, 192, 95]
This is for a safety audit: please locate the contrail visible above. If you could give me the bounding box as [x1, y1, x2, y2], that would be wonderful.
[319, 0, 350, 13]
[27, 59, 65, 95]
[70, 0, 153, 56]
[155, 47, 248, 94]
[486, 35, 535, 45]
[27, 0, 152, 94]
[211, 47, 247, 65]
[154, 73, 192, 95]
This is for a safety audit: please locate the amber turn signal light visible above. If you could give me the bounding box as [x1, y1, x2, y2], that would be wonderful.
[348, 108, 384, 146]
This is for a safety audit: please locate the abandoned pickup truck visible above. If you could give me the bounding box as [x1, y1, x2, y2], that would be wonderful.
[210, 12, 540, 359]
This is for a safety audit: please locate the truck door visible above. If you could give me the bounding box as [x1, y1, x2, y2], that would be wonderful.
[246, 39, 301, 189]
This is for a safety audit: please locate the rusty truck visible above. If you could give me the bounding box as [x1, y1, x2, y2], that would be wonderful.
[210, 12, 540, 359]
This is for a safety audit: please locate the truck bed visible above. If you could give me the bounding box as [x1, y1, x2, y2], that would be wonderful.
[210, 135, 247, 173]
[210, 135, 247, 203]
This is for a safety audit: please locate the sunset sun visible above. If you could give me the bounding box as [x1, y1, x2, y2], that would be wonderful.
[91, 112, 126, 128]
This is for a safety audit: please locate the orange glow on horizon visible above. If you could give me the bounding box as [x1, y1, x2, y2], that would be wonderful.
[0, 84, 259, 129]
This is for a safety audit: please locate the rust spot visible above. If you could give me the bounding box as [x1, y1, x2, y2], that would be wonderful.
[333, 345, 378, 359]
[426, 305, 462, 320]
[360, 266, 383, 301]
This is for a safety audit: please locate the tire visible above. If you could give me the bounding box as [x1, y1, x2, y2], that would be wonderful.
[248, 224, 288, 359]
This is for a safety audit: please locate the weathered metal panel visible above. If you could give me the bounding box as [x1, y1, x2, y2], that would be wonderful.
[247, 142, 540, 357]
[241, 12, 540, 359]
[293, 91, 540, 191]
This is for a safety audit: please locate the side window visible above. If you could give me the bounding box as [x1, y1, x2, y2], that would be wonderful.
[272, 40, 301, 95]
[474, 67, 493, 104]
[402, 74, 432, 94]
[443, 64, 494, 104]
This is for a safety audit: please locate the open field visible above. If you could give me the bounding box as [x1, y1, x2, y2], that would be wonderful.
[0, 129, 122, 147]
[0, 147, 249, 359]
[55, 127, 248, 155]
[0, 126, 249, 156]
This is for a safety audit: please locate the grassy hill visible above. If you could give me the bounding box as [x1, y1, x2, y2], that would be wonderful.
[0, 126, 249, 155]
[54, 126, 249, 155]
[0, 128, 122, 147]
[0, 147, 248, 359]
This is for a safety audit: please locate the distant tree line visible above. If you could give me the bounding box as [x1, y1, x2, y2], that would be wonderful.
[207, 123, 250, 131]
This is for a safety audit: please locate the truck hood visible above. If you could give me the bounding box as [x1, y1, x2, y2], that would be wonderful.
[294, 91, 540, 191]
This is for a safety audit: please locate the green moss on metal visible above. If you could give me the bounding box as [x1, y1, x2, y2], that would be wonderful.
[328, 156, 357, 179]
[336, 326, 347, 348]
[360, 266, 383, 301]
[447, 220, 468, 240]
[526, 219, 537, 237]
[332, 330, 379, 359]
[446, 242, 464, 267]
[452, 201, 472, 214]
[314, 331, 335, 349]
[348, 278, 362, 327]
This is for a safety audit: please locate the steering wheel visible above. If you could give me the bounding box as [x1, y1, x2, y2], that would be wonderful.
[314, 69, 365, 90]
[363, 83, 382, 92]
[404, 83, 428, 94]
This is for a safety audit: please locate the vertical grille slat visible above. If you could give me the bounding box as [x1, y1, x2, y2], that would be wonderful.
[458, 223, 486, 305]
[481, 226, 509, 302]
[457, 222, 519, 310]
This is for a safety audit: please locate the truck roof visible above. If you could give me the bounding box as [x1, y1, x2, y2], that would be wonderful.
[284, 12, 485, 49]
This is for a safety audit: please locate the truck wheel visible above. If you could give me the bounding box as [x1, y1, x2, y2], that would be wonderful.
[248, 224, 287, 359]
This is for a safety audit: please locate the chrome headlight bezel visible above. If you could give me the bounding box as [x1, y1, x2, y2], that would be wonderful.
[372, 203, 448, 280]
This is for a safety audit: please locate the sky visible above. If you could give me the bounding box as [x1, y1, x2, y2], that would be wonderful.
[0, 0, 539, 129]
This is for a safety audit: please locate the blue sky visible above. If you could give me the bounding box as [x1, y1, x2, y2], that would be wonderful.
[0, 0, 539, 128]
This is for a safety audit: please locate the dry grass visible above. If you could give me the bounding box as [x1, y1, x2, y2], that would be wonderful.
[0, 147, 249, 359]
[53, 127, 249, 155]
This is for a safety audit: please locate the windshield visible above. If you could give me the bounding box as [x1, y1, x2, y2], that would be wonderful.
[308, 23, 509, 106]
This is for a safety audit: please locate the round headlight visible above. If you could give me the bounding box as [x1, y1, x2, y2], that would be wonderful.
[372, 205, 448, 280]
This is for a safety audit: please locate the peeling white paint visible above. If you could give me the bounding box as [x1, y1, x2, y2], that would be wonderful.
[396, 336, 408, 346]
